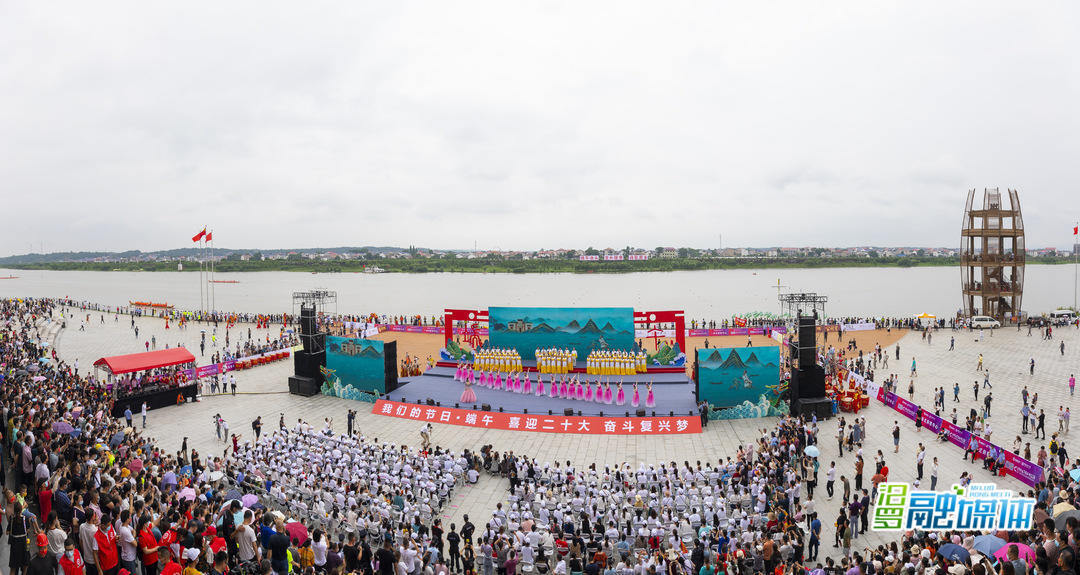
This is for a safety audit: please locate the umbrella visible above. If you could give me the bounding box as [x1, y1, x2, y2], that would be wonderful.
[937, 544, 971, 563]
[803, 445, 820, 458]
[110, 431, 126, 449]
[242, 494, 259, 507]
[225, 488, 242, 501]
[128, 458, 144, 472]
[972, 534, 1006, 556]
[178, 487, 197, 501]
[180, 465, 193, 477]
[1056, 509, 1080, 531]
[285, 521, 309, 545]
[208, 471, 224, 482]
[32, 376, 46, 382]
[52, 421, 75, 434]
[994, 544, 1035, 564]
[28, 364, 39, 372]
[1070, 468, 1080, 482]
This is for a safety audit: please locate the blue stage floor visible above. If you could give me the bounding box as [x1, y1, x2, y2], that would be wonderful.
[391, 367, 699, 417]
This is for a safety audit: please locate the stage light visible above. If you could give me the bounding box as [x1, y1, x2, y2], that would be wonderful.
[670, 411, 674, 417]
[499, 407, 503, 412]
[651, 411, 656, 417]
[524, 409, 528, 414]
[548, 410, 552, 415]
[577, 411, 582, 416]
[625, 412, 630, 417]
[599, 411, 603, 417]
[455, 403, 459, 408]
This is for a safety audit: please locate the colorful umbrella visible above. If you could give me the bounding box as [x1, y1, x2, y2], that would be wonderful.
[803, 445, 820, 458]
[972, 534, 1006, 556]
[128, 458, 144, 472]
[32, 376, 46, 382]
[178, 487, 197, 501]
[241, 494, 259, 508]
[285, 521, 309, 545]
[936, 544, 970, 563]
[52, 421, 75, 434]
[994, 543, 1035, 564]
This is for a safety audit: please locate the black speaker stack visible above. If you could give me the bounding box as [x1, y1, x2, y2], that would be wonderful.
[789, 311, 831, 418]
[290, 304, 326, 396]
[382, 340, 400, 394]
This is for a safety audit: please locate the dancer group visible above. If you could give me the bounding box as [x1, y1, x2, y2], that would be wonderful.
[455, 361, 656, 408]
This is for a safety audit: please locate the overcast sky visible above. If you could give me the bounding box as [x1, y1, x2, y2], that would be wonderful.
[1, 2, 1078, 255]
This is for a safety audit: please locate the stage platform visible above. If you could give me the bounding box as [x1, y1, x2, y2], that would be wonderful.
[435, 359, 686, 374]
[388, 366, 700, 417]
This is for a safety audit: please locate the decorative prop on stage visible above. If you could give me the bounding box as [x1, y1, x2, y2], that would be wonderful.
[325, 336, 396, 396]
[696, 346, 781, 409]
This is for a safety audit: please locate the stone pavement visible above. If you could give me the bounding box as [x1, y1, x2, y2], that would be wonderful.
[49, 308, 1080, 560]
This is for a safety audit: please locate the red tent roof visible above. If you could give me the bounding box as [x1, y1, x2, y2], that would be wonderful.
[93, 348, 196, 375]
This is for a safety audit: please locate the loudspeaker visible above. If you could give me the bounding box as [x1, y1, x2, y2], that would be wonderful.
[481, 404, 491, 411]
[300, 304, 316, 338]
[797, 313, 817, 368]
[564, 408, 575, 416]
[288, 376, 320, 397]
[383, 341, 400, 393]
[793, 396, 833, 419]
[426, 399, 435, 406]
[293, 350, 325, 380]
[797, 364, 826, 397]
[636, 409, 646, 417]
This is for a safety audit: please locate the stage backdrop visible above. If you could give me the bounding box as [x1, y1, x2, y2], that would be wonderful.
[326, 336, 387, 395]
[697, 346, 780, 408]
[489, 307, 635, 361]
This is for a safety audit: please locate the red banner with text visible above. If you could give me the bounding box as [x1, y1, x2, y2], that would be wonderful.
[372, 399, 702, 435]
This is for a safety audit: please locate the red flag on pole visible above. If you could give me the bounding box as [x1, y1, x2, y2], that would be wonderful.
[206, 230, 213, 241]
[1074, 225, 1078, 236]
[192, 228, 206, 242]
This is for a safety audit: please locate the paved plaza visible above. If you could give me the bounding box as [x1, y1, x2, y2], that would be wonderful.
[49, 308, 1080, 556]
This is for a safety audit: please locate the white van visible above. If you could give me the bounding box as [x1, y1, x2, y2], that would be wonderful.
[970, 316, 1001, 329]
[1050, 309, 1077, 321]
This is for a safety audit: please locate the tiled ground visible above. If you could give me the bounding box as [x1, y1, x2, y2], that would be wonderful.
[49, 308, 1080, 559]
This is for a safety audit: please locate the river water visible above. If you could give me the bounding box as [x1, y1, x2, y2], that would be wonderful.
[1, 266, 1076, 319]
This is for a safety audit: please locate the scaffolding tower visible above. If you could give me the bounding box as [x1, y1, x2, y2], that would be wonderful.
[960, 188, 1025, 321]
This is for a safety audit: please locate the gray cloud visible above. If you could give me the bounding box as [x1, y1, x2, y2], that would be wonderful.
[1, 1, 1078, 255]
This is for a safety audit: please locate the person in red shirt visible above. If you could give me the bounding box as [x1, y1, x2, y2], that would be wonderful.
[158, 548, 182, 575]
[37, 478, 53, 526]
[60, 538, 86, 575]
[204, 527, 227, 557]
[139, 519, 161, 575]
[94, 516, 121, 575]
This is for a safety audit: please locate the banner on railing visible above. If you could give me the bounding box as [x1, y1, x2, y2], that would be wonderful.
[840, 322, 877, 332]
[372, 399, 702, 435]
[874, 387, 1044, 487]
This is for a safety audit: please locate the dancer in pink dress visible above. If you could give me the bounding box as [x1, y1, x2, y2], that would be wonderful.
[631, 382, 640, 408]
[559, 377, 568, 399]
[645, 381, 655, 408]
[460, 379, 477, 404]
[604, 381, 613, 404]
[522, 372, 532, 395]
[616, 382, 626, 406]
[536, 374, 545, 396]
[584, 380, 593, 402]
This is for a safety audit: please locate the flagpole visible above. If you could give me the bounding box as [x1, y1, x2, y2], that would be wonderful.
[198, 234, 205, 315]
[210, 230, 216, 313]
[1074, 221, 1077, 311]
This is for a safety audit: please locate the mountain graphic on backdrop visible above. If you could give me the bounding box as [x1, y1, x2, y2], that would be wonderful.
[356, 345, 382, 358]
[704, 350, 724, 363]
[719, 350, 746, 369]
[530, 322, 557, 333]
[560, 320, 581, 333]
[600, 322, 616, 332]
[745, 352, 761, 365]
[576, 319, 603, 334]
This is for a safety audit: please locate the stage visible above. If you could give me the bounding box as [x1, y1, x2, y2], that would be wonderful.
[389, 366, 699, 417]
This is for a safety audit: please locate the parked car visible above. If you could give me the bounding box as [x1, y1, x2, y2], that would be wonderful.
[1050, 309, 1077, 324]
[971, 315, 1001, 329]
[1027, 316, 1049, 327]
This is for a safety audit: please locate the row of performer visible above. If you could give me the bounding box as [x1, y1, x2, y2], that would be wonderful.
[585, 349, 647, 375]
[472, 348, 523, 372]
[535, 347, 577, 374]
[454, 363, 656, 408]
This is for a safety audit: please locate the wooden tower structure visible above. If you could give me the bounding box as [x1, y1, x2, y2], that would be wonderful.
[960, 188, 1025, 321]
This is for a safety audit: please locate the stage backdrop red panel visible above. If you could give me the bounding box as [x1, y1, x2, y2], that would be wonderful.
[373, 399, 702, 435]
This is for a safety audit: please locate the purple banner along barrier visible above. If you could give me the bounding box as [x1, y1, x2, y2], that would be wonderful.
[384, 325, 449, 335]
[874, 388, 1044, 487]
[196, 364, 220, 378]
[685, 327, 788, 337]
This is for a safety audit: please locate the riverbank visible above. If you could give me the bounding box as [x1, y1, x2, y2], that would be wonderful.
[7, 255, 1078, 273]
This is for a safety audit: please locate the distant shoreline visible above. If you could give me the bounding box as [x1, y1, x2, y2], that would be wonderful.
[3, 256, 1076, 274]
